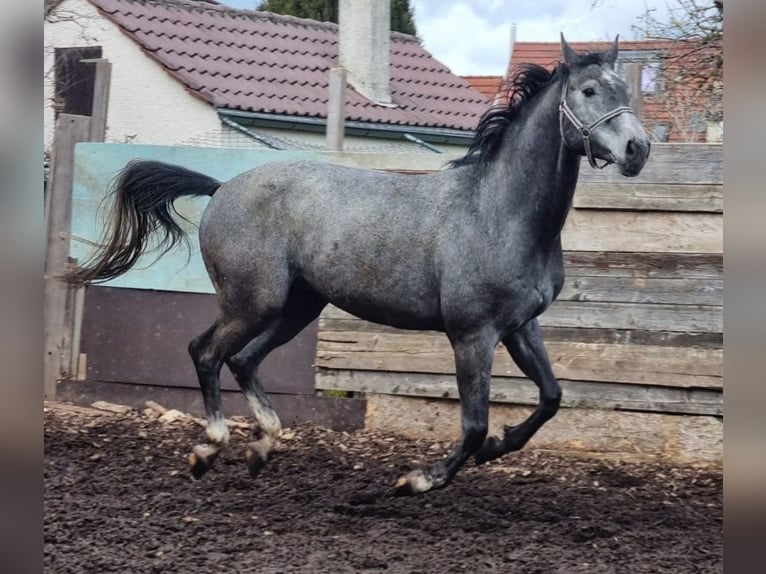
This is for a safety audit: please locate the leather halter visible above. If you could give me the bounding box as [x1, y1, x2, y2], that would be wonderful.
[558, 76, 634, 169]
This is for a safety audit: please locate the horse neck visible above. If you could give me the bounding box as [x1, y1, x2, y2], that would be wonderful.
[479, 78, 581, 244]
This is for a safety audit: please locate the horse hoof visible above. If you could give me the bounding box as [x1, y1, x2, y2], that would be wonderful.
[188, 444, 220, 480]
[245, 436, 274, 478]
[394, 470, 434, 496]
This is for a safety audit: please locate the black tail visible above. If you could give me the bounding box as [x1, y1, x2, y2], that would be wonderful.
[66, 160, 220, 284]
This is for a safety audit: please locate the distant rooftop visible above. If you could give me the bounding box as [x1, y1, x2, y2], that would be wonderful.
[87, 0, 489, 132]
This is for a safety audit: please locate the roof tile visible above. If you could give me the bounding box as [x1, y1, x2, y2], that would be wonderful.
[88, 0, 487, 131]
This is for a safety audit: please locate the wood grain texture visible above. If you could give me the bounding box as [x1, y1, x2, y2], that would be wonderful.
[573, 183, 722, 212]
[561, 210, 722, 253]
[577, 144, 722, 185]
[320, 300, 722, 334]
[315, 331, 722, 388]
[316, 370, 722, 416]
[45, 114, 91, 399]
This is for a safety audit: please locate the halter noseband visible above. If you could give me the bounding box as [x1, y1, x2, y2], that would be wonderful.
[559, 76, 634, 169]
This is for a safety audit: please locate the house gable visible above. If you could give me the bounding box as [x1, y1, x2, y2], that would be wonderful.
[44, 0, 221, 149]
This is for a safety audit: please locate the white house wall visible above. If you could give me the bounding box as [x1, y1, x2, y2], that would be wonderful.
[44, 0, 221, 150]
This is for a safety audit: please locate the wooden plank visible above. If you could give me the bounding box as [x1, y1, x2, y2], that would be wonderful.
[573, 182, 723, 212]
[561, 209, 722, 253]
[558, 276, 722, 306]
[563, 252, 722, 279]
[540, 327, 722, 349]
[577, 143, 722, 185]
[315, 331, 722, 388]
[319, 316, 723, 349]
[316, 370, 722, 416]
[86, 59, 111, 142]
[320, 299, 722, 334]
[540, 300, 721, 332]
[45, 114, 91, 400]
[319, 315, 723, 349]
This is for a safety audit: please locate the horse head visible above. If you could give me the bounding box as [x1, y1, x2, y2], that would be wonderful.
[559, 34, 650, 177]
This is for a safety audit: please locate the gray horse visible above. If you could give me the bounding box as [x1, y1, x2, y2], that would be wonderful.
[68, 36, 649, 495]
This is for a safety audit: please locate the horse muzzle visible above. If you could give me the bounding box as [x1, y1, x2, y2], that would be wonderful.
[617, 136, 651, 177]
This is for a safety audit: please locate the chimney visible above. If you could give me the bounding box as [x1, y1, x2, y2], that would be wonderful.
[494, 23, 516, 106]
[338, 0, 392, 106]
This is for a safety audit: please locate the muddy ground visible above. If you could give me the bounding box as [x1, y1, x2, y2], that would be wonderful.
[44, 402, 722, 573]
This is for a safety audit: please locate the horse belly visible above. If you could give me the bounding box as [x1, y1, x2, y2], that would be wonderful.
[302, 261, 444, 331]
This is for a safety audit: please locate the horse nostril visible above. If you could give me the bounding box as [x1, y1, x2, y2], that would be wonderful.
[626, 139, 636, 158]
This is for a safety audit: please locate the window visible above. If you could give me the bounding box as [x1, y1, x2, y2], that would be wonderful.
[54, 46, 102, 117]
[617, 50, 663, 96]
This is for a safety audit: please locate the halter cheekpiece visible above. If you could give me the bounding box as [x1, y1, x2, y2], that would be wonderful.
[558, 75, 634, 169]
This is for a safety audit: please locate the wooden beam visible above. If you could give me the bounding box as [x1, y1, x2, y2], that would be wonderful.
[563, 252, 722, 279]
[85, 59, 111, 142]
[45, 114, 91, 400]
[320, 298, 722, 335]
[315, 330, 723, 388]
[577, 143, 722, 185]
[316, 369, 723, 416]
[573, 182, 722, 212]
[561, 209, 722, 253]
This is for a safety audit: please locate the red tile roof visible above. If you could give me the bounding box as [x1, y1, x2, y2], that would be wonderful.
[462, 75, 503, 102]
[88, 0, 488, 131]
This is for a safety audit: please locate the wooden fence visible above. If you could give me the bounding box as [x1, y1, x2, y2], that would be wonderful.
[314, 144, 723, 423]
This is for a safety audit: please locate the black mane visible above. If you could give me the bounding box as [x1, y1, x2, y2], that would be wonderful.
[450, 63, 563, 169]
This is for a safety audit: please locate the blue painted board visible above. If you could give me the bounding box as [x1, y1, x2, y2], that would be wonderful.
[71, 143, 321, 293]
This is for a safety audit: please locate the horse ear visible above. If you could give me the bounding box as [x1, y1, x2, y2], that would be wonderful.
[560, 33, 578, 66]
[605, 35, 619, 66]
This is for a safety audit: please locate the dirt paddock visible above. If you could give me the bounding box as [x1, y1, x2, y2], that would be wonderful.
[44, 402, 722, 573]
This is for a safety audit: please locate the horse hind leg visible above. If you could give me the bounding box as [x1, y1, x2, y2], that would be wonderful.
[474, 318, 561, 464]
[187, 315, 265, 479]
[227, 283, 327, 478]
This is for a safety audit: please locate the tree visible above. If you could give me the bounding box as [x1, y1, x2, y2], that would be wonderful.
[256, 0, 418, 36]
[633, 0, 723, 124]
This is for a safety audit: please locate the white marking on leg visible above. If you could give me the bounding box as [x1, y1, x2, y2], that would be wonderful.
[246, 394, 282, 437]
[205, 417, 230, 446]
[396, 470, 434, 494]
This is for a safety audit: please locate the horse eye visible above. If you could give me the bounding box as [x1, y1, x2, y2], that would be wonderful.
[583, 87, 596, 97]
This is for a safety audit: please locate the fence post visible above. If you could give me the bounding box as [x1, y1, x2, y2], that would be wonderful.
[44, 114, 90, 400]
[83, 58, 112, 142]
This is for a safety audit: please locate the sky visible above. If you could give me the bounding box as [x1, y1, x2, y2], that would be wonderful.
[221, 0, 673, 76]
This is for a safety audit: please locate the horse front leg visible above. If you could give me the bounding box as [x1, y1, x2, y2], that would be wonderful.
[394, 329, 496, 495]
[474, 318, 561, 464]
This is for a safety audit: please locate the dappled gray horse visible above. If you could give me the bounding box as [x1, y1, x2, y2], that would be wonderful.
[69, 36, 649, 495]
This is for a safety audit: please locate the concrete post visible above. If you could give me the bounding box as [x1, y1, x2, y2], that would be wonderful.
[326, 67, 347, 151]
